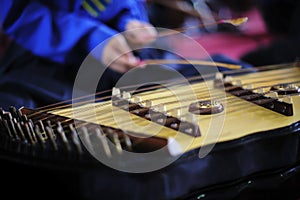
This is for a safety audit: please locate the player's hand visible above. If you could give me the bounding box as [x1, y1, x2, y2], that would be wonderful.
[102, 34, 142, 73]
[124, 20, 157, 48]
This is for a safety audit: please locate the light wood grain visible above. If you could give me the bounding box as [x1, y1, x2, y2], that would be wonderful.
[51, 66, 300, 154]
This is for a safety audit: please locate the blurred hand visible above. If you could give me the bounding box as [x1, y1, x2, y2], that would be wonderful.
[124, 20, 157, 48]
[102, 34, 141, 73]
[101, 20, 156, 73]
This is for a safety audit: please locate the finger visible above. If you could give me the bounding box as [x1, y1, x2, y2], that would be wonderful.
[109, 62, 128, 73]
[125, 21, 157, 45]
[113, 35, 134, 54]
[110, 53, 140, 73]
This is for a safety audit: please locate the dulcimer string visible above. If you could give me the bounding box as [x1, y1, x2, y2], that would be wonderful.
[112, 72, 300, 110]
[44, 62, 291, 113]
[33, 62, 296, 119]
[132, 75, 299, 103]
[93, 68, 300, 123]
[35, 80, 300, 132]
[34, 57, 242, 114]
[56, 88, 300, 131]
[47, 76, 300, 128]
[99, 78, 300, 127]
[30, 63, 297, 121]
[56, 87, 300, 133]
[30, 64, 217, 115]
[61, 63, 296, 113]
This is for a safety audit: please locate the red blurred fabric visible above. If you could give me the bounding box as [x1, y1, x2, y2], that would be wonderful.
[173, 9, 274, 60]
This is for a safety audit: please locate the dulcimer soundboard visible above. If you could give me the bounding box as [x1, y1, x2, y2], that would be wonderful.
[0, 63, 299, 168]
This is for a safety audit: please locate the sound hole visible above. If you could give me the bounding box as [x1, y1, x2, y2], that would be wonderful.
[189, 100, 224, 115]
[271, 84, 300, 95]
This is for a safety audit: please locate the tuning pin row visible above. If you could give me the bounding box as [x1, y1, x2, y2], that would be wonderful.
[0, 107, 87, 156]
[79, 126, 135, 158]
[0, 106, 139, 160]
[0, 108, 40, 145]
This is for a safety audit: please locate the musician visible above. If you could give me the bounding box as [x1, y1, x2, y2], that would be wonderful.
[0, 0, 157, 110]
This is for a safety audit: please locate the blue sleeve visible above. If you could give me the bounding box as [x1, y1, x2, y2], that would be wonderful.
[113, 0, 149, 31]
[0, 0, 145, 65]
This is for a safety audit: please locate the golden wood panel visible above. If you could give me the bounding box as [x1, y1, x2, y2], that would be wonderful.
[51, 66, 300, 153]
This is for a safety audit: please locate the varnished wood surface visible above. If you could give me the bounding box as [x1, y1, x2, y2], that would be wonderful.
[51, 66, 300, 154]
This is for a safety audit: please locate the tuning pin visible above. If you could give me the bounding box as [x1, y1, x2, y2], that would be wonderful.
[9, 106, 19, 120]
[34, 125, 46, 149]
[45, 120, 56, 139]
[37, 120, 46, 138]
[8, 118, 19, 140]
[112, 87, 121, 97]
[282, 96, 293, 104]
[112, 133, 122, 154]
[69, 124, 83, 155]
[28, 119, 37, 142]
[95, 128, 111, 157]
[16, 122, 26, 142]
[122, 134, 132, 152]
[22, 122, 36, 145]
[45, 126, 58, 151]
[16, 108, 23, 120]
[8, 106, 23, 122]
[21, 114, 28, 122]
[57, 122, 71, 152]
[215, 72, 223, 80]
[0, 108, 4, 117]
[3, 112, 12, 121]
[2, 119, 13, 138]
[122, 91, 131, 100]
[80, 126, 94, 154]
[235, 80, 242, 86]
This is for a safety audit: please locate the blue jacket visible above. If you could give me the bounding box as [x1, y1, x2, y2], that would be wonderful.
[0, 0, 148, 64]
